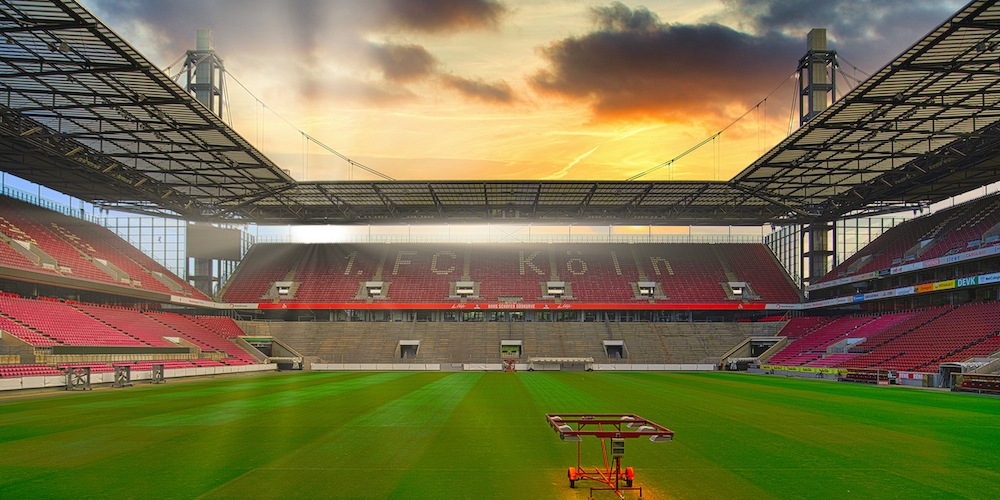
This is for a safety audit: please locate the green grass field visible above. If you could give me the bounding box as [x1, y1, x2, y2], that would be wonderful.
[1, 371, 999, 499]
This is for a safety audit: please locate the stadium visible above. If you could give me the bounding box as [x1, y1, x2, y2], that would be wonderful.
[1, 0, 1000, 498]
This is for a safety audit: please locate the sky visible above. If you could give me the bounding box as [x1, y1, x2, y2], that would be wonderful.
[77, 0, 967, 183]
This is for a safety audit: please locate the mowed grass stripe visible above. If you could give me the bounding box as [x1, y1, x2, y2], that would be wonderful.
[199, 372, 481, 499]
[0, 371, 358, 434]
[0, 372, 360, 463]
[534, 372, 772, 499]
[0, 372, 426, 499]
[383, 373, 568, 499]
[521, 372, 777, 500]
[575, 372, 1000, 499]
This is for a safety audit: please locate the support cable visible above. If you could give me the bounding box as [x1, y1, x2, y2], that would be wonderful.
[223, 69, 395, 181]
[628, 72, 796, 181]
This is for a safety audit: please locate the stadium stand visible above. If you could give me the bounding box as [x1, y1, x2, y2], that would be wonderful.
[143, 311, 257, 363]
[0, 295, 145, 347]
[471, 245, 551, 302]
[717, 244, 802, 303]
[2, 189, 999, 382]
[918, 196, 1000, 260]
[220, 243, 304, 302]
[773, 316, 833, 339]
[191, 315, 247, 339]
[770, 316, 887, 366]
[821, 192, 1000, 282]
[842, 302, 1000, 372]
[843, 306, 952, 356]
[0, 292, 258, 374]
[73, 304, 182, 347]
[768, 312, 934, 367]
[555, 244, 637, 302]
[222, 242, 799, 304]
[291, 244, 379, 302]
[382, 244, 465, 302]
[0, 196, 208, 300]
[0, 196, 113, 284]
[805, 353, 859, 368]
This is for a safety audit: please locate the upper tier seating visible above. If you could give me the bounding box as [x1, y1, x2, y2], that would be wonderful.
[631, 244, 727, 302]
[820, 192, 1000, 283]
[47, 212, 209, 300]
[0, 197, 114, 284]
[0, 196, 207, 300]
[222, 243, 800, 304]
[554, 244, 638, 302]
[917, 196, 1000, 259]
[716, 245, 801, 303]
[290, 244, 379, 302]
[220, 244, 304, 302]
[471, 244, 554, 301]
[381, 244, 465, 301]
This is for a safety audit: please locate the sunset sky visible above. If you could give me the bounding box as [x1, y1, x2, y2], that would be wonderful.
[80, 0, 966, 183]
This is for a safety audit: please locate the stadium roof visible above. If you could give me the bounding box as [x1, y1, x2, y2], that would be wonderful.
[0, 0, 293, 220]
[735, 0, 1000, 219]
[2, 0, 1000, 225]
[237, 181, 799, 225]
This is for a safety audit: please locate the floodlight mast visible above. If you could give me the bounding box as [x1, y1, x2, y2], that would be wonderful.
[546, 413, 673, 499]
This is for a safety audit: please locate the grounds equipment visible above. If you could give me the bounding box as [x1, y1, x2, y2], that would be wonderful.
[546, 413, 673, 499]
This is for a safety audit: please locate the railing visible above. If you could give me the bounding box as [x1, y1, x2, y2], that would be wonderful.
[1, 185, 101, 224]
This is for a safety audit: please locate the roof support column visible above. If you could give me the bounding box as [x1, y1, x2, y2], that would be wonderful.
[802, 221, 834, 289]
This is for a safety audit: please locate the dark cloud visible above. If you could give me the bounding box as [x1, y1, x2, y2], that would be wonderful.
[369, 43, 439, 83]
[441, 75, 514, 103]
[722, 0, 963, 41]
[380, 0, 508, 33]
[531, 1, 965, 122]
[591, 1, 660, 32]
[531, 3, 800, 122]
[719, 0, 966, 70]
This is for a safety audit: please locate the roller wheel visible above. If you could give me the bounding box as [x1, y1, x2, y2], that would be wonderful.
[569, 479, 575, 488]
[626, 479, 633, 487]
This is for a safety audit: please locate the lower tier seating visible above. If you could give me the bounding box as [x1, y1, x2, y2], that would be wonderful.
[0, 363, 63, 378]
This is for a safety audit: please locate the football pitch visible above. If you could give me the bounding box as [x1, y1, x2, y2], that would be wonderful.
[1, 371, 998, 499]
